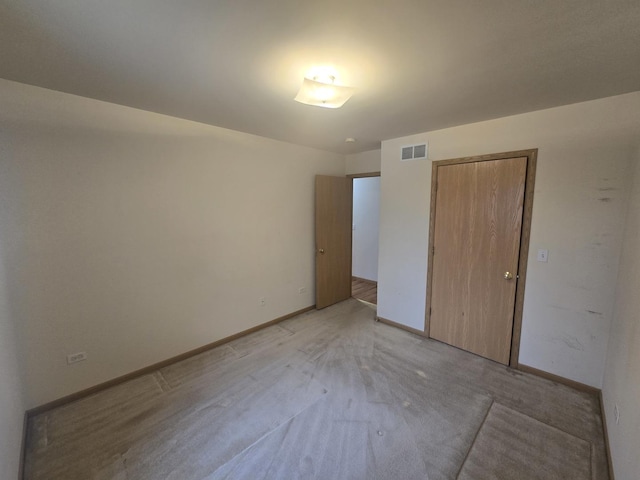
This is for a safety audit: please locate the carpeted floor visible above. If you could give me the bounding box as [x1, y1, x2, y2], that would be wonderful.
[25, 299, 609, 479]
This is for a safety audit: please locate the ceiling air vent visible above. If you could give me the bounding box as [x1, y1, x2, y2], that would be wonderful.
[401, 143, 428, 161]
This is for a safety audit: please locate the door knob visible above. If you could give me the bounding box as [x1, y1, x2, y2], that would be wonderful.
[318, 248, 325, 254]
[504, 271, 513, 280]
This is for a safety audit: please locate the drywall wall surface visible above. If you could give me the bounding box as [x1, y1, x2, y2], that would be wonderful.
[346, 149, 381, 175]
[0, 136, 27, 480]
[352, 177, 380, 282]
[0, 79, 345, 407]
[378, 144, 431, 326]
[379, 92, 640, 387]
[0, 275, 24, 479]
[602, 146, 640, 480]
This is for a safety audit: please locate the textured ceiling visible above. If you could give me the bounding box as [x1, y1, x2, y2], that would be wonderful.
[1, 0, 640, 153]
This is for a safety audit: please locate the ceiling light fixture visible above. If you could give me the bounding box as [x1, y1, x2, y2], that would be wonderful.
[294, 75, 354, 109]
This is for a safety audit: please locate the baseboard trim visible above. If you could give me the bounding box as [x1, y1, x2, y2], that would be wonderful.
[27, 305, 315, 417]
[376, 316, 426, 337]
[599, 391, 616, 480]
[517, 363, 600, 396]
[18, 411, 28, 480]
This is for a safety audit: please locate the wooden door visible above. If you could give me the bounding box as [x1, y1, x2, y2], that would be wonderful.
[315, 175, 352, 309]
[429, 157, 527, 364]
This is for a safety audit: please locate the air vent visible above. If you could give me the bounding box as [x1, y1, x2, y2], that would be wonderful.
[400, 143, 428, 161]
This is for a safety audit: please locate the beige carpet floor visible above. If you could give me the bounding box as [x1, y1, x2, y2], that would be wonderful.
[25, 299, 609, 479]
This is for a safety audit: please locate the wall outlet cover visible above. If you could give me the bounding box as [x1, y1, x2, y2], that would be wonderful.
[67, 352, 87, 365]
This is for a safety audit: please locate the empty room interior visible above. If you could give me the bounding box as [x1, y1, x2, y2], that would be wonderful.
[1, 1, 640, 479]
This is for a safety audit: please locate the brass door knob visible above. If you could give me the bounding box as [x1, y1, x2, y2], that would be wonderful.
[318, 248, 325, 254]
[504, 271, 513, 280]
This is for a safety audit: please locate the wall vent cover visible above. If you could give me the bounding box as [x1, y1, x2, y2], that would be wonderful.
[401, 143, 428, 161]
[401, 146, 414, 160]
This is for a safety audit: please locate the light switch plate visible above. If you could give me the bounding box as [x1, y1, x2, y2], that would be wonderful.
[537, 249, 549, 262]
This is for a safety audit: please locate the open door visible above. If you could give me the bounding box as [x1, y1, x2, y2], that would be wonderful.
[315, 175, 352, 309]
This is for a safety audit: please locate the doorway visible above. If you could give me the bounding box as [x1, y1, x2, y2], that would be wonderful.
[351, 176, 380, 305]
[315, 172, 380, 309]
[425, 150, 537, 366]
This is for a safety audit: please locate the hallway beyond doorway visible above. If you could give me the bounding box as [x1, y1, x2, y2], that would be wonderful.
[351, 276, 377, 305]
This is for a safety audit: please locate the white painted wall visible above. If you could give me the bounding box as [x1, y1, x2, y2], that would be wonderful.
[602, 146, 640, 480]
[378, 92, 640, 388]
[0, 137, 27, 480]
[0, 287, 24, 480]
[352, 177, 380, 282]
[0, 80, 344, 408]
[0, 268, 25, 478]
[346, 149, 381, 175]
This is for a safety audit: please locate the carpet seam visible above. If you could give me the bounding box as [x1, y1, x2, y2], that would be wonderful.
[152, 371, 172, 393]
[455, 398, 494, 479]
[207, 387, 330, 478]
[496, 402, 596, 450]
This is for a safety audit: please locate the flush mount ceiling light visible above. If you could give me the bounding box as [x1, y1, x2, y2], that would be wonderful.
[294, 75, 355, 109]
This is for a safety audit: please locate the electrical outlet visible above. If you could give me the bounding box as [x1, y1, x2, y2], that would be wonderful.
[260, 297, 266, 307]
[67, 352, 87, 365]
[298, 287, 306, 294]
[614, 404, 620, 425]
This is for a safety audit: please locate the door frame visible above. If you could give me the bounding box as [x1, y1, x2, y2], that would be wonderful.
[347, 172, 381, 179]
[424, 150, 537, 367]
